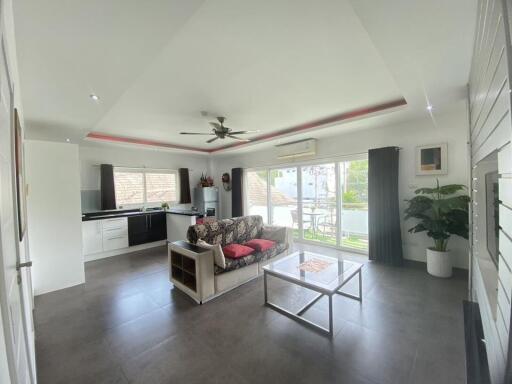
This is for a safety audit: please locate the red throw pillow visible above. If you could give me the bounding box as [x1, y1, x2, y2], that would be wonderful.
[222, 244, 255, 259]
[244, 239, 276, 252]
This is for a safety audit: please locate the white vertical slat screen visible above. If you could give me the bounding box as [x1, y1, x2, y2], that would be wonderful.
[469, 0, 512, 382]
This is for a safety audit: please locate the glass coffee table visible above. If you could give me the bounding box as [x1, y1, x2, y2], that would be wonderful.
[263, 251, 363, 338]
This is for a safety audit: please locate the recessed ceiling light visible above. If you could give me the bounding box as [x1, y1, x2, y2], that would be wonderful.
[65, 138, 70, 142]
[89, 94, 99, 101]
[426, 104, 433, 111]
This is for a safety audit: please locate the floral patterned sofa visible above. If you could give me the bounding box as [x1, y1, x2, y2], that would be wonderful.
[182, 215, 292, 298]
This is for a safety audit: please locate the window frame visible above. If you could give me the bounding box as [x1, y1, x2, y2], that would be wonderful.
[244, 153, 368, 255]
[114, 167, 179, 209]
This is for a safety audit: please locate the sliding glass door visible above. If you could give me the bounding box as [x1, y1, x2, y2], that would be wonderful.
[246, 170, 269, 222]
[300, 164, 337, 245]
[269, 167, 297, 228]
[245, 157, 368, 253]
[339, 159, 368, 251]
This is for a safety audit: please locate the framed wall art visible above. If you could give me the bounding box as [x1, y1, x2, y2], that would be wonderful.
[416, 143, 448, 176]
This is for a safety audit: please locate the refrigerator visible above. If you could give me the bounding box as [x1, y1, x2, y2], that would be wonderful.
[193, 187, 219, 218]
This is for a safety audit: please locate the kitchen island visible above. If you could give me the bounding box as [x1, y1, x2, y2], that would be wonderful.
[166, 209, 203, 243]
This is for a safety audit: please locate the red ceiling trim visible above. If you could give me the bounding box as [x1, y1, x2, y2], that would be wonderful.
[86, 97, 406, 154]
[86, 132, 211, 153]
[209, 97, 407, 152]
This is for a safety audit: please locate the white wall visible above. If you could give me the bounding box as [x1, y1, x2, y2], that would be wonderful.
[211, 102, 470, 268]
[26, 140, 84, 295]
[79, 143, 210, 208]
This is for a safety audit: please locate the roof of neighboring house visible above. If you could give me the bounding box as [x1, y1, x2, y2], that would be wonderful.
[247, 173, 295, 206]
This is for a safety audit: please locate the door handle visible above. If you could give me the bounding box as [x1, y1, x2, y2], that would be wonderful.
[16, 261, 32, 271]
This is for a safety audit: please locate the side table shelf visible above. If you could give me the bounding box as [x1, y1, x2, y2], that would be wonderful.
[168, 240, 214, 304]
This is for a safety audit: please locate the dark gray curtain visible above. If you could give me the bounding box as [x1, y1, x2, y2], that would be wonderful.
[100, 164, 116, 210]
[178, 168, 191, 204]
[368, 147, 403, 265]
[232, 168, 244, 217]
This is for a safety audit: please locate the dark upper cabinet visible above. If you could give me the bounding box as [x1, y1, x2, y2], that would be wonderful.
[128, 212, 166, 246]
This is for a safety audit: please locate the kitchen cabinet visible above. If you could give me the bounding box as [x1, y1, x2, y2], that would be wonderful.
[128, 212, 166, 246]
[128, 215, 149, 246]
[82, 217, 129, 256]
[102, 217, 128, 251]
[148, 212, 167, 242]
[82, 220, 103, 255]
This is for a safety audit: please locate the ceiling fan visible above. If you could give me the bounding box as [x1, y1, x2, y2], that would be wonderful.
[180, 117, 258, 143]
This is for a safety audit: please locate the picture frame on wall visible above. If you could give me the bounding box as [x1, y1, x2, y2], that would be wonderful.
[416, 143, 448, 176]
[14, 108, 27, 241]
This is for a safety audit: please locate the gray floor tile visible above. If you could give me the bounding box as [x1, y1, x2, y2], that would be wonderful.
[105, 308, 180, 361]
[35, 244, 467, 384]
[120, 332, 218, 384]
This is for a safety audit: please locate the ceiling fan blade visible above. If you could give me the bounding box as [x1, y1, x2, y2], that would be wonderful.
[180, 132, 216, 135]
[206, 137, 219, 143]
[209, 122, 221, 129]
[227, 135, 250, 142]
[228, 130, 259, 135]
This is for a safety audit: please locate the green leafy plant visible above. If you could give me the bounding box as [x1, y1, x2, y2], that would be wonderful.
[342, 190, 359, 203]
[404, 180, 470, 252]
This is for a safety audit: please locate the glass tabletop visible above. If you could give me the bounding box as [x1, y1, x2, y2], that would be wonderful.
[263, 251, 363, 293]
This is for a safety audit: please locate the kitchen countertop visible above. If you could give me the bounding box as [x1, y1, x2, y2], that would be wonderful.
[166, 209, 203, 217]
[82, 208, 203, 221]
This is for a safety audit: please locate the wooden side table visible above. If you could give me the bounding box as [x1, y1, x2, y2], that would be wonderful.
[168, 240, 214, 304]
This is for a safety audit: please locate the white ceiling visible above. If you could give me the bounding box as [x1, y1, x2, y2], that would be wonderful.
[14, 0, 477, 153]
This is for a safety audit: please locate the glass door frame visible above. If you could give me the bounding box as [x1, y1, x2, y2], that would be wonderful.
[244, 154, 368, 255]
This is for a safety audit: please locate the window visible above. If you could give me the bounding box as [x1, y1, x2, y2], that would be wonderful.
[244, 157, 368, 253]
[145, 172, 177, 203]
[114, 170, 144, 206]
[114, 168, 178, 207]
[270, 167, 297, 227]
[301, 163, 337, 245]
[339, 160, 368, 251]
[246, 170, 269, 222]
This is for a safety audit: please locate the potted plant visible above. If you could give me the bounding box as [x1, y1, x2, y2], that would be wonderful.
[404, 180, 470, 278]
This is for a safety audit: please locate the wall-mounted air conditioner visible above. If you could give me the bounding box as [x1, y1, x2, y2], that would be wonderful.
[276, 138, 316, 160]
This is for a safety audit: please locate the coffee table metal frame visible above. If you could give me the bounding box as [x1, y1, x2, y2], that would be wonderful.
[263, 259, 362, 338]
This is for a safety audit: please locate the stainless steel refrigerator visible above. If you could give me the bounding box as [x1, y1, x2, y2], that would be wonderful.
[193, 187, 219, 218]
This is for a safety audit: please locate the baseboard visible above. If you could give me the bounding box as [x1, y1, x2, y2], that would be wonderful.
[84, 241, 166, 262]
[34, 279, 85, 296]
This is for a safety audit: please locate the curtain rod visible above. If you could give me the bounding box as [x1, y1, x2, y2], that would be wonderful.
[91, 164, 194, 172]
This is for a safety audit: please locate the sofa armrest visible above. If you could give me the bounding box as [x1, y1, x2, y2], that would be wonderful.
[261, 225, 293, 246]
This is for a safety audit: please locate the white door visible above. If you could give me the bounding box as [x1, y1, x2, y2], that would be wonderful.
[0, 27, 35, 384]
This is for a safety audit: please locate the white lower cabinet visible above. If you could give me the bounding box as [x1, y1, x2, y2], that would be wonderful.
[102, 234, 129, 251]
[82, 220, 103, 255]
[82, 217, 129, 255]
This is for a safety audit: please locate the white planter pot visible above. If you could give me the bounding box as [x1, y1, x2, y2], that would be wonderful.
[426, 248, 452, 278]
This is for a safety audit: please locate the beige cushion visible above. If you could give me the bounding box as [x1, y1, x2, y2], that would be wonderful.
[261, 226, 287, 243]
[197, 239, 226, 269]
